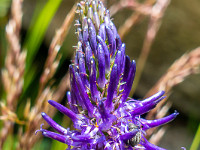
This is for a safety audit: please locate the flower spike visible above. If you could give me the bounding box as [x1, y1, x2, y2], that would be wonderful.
[38, 1, 179, 149]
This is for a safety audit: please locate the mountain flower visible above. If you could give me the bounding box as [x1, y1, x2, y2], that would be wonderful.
[36, 0, 178, 149]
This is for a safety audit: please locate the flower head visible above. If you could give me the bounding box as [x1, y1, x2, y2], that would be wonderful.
[36, 0, 178, 149]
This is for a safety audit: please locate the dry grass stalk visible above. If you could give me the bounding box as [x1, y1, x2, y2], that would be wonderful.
[52, 71, 70, 101]
[148, 102, 172, 145]
[18, 71, 70, 149]
[130, 0, 170, 95]
[146, 47, 200, 119]
[149, 126, 167, 145]
[39, 5, 76, 95]
[0, 0, 25, 148]
[19, 71, 70, 149]
[17, 5, 76, 149]
[118, 12, 141, 40]
[145, 102, 172, 138]
[17, 87, 54, 150]
[11, 0, 22, 38]
[144, 47, 200, 144]
[109, 0, 152, 17]
[117, 0, 155, 39]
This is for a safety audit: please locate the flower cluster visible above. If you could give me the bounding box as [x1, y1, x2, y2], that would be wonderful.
[36, 0, 178, 149]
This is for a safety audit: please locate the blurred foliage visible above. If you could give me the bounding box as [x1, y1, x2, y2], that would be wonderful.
[0, 0, 65, 149]
[190, 124, 200, 150]
[0, 0, 11, 18]
[51, 140, 68, 150]
[0, 0, 9, 99]
[23, 0, 62, 95]
[0, 0, 10, 67]
[0, 27, 6, 67]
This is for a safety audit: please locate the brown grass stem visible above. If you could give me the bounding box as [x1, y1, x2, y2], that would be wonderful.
[17, 5, 76, 149]
[0, 0, 24, 148]
[115, 0, 155, 40]
[38, 5, 76, 96]
[145, 47, 200, 144]
[130, 0, 170, 96]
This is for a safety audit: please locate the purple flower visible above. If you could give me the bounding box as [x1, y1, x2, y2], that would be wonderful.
[36, 0, 178, 149]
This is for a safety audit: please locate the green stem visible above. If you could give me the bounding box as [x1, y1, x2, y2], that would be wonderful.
[190, 123, 200, 150]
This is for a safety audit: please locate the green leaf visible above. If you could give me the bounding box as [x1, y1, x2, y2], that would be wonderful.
[190, 123, 200, 150]
[0, 0, 11, 18]
[22, 0, 62, 92]
[24, 0, 62, 70]
[23, 64, 38, 96]
[51, 140, 68, 150]
[32, 139, 52, 150]
[3, 135, 17, 150]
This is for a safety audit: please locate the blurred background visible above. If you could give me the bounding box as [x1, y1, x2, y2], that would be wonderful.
[0, 0, 200, 149]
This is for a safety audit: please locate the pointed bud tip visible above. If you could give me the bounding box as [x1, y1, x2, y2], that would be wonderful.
[132, 60, 136, 66]
[159, 90, 165, 95]
[66, 91, 70, 96]
[174, 110, 179, 116]
[48, 100, 54, 104]
[41, 112, 46, 117]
